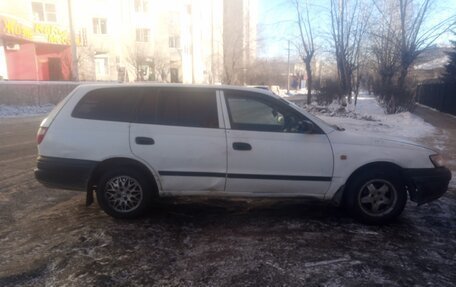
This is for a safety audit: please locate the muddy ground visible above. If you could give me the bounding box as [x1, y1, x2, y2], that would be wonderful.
[0, 115, 455, 287]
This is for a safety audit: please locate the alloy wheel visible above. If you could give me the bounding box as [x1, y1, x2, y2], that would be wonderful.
[104, 175, 143, 213]
[357, 179, 398, 217]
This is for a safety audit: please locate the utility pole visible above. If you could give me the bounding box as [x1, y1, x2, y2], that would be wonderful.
[210, 0, 214, 84]
[68, 0, 79, 81]
[190, 1, 195, 84]
[287, 40, 290, 94]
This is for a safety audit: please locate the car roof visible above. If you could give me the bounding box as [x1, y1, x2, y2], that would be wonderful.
[76, 83, 278, 98]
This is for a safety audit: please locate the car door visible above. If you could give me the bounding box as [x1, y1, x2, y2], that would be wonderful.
[130, 88, 227, 193]
[222, 90, 334, 197]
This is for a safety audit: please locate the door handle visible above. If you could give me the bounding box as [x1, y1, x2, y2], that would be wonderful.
[233, 142, 252, 151]
[135, 137, 155, 145]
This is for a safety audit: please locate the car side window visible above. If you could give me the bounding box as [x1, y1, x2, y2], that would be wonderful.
[72, 88, 140, 122]
[225, 91, 309, 133]
[137, 88, 219, 128]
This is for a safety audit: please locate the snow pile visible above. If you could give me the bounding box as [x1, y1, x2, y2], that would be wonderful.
[0, 104, 54, 118]
[301, 94, 384, 117]
[298, 94, 436, 140]
[304, 101, 376, 121]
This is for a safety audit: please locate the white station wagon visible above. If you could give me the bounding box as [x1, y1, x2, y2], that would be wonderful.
[35, 84, 451, 224]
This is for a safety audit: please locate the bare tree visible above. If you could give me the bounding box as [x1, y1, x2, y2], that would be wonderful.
[293, 0, 315, 104]
[330, 0, 370, 103]
[222, 33, 258, 85]
[76, 44, 103, 81]
[125, 46, 172, 82]
[371, 0, 455, 112]
[153, 52, 170, 83]
[126, 45, 151, 81]
[397, 0, 454, 98]
[245, 58, 289, 87]
[369, 0, 401, 106]
[222, 13, 261, 85]
[222, 34, 243, 85]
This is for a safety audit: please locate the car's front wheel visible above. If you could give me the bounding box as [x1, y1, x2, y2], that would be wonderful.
[96, 168, 152, 219]
[346, 169, 407, 224]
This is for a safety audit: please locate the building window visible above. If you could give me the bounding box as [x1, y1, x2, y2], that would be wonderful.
[169, 36, 180, 48]
[136, 29, 150, 42]
[32, 2, 57, 22]
[93, 18, 107, 34]
[95, 56, 109, 76]
[134, 0, 148, 12]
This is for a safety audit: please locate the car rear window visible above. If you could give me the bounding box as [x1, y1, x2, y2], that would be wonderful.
[137, 88, 219, 128]
[72, 88, 141, 122]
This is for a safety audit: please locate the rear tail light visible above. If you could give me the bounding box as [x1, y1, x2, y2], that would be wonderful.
[36, 127, 48, 144]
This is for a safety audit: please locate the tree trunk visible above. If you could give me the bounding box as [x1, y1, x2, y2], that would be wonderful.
[305, 59, 312, 105]
[336, 57, 347, 101]
[346, 68, 353, 103]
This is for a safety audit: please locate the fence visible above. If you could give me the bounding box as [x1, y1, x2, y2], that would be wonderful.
[416, 83, 456, 116]
[0, 81, 80, 106]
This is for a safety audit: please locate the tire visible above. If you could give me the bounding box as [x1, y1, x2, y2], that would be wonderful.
[96, 167, 153, 219]
[345, 168, 407, 224]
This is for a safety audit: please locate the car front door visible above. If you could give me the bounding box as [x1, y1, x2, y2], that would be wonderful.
[222, 90, 333, 197]
[130, 88, 227, 193]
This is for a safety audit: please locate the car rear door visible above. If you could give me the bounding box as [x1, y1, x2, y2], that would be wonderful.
[130, 87, 227, 193]
[222, 90, 333, 197]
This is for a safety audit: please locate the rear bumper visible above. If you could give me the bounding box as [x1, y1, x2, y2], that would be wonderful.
[404, 167, 452, 204]
[35, 156, 98, 191]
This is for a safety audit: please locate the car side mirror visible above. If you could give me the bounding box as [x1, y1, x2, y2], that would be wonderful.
[299, 120, 315, 133]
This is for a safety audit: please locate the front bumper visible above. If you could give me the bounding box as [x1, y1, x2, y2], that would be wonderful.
[35, 156, 98, 191]
[404, 167, 452, 205]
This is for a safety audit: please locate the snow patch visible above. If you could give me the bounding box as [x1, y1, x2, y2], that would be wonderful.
[299, 94, 436, 140]
[0, 104, 54, 118]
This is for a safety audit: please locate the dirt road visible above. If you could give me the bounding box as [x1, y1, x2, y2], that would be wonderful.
[0, 116, 455, 286]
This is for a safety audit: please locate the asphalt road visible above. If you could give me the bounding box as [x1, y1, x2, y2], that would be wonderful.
[0, 116, 455, 287]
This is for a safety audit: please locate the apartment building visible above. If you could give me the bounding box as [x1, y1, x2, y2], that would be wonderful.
[0, 0, 256, 84]
[74, 0, 226, 84]
[0, 0, 72, 80]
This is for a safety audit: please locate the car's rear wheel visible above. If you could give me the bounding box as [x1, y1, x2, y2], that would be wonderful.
[346, 169, 407, 224]
[96, 168, 152, 219]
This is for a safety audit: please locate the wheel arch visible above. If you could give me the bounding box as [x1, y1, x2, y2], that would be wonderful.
[87, 157, 160, 196]
[346, 161, 404, 186]
[342, 161, 410, 223]
[332, 161, 408, 206]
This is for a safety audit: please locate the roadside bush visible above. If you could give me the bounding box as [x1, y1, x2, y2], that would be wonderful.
[373, 79, 415, 114]
[315, 78, 341, 105]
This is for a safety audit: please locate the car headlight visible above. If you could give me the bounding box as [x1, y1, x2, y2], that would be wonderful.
[430, 154, 446, 168]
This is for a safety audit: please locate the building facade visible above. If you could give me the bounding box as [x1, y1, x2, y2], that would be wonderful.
[223, 0, 257, 85]
[73, 0, 227, 84]
[0, 0, 256, 84]
[0, 0, 72, 80]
